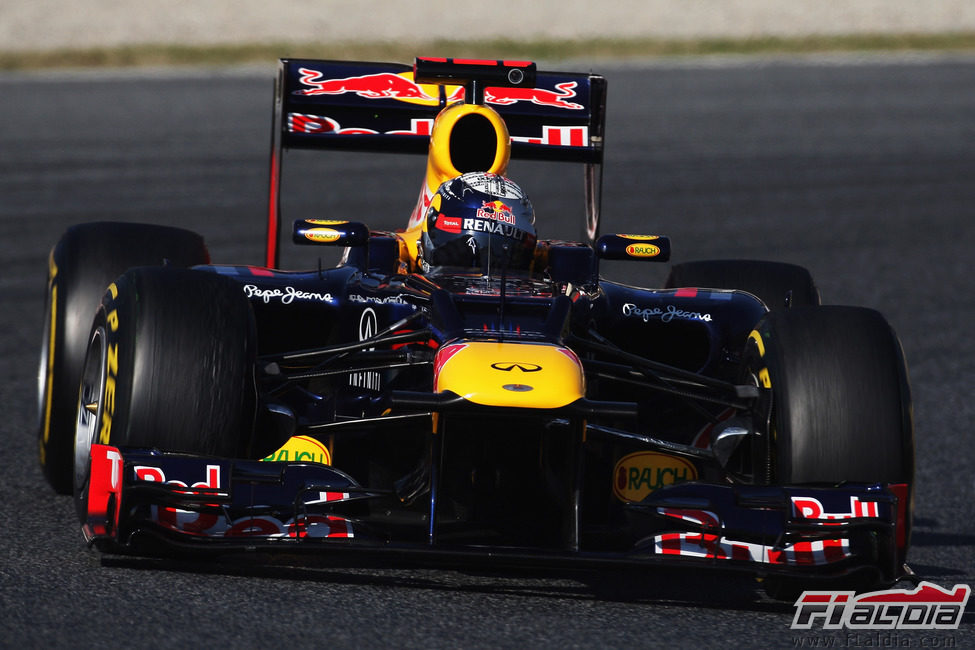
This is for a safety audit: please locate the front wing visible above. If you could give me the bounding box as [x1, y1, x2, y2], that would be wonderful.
[83, 444, 909, 584]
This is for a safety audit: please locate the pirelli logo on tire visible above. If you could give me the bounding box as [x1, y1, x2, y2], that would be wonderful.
[39, 253, 59, 464]
[99, 283, 120, 445]
[748, 330, 771, 388]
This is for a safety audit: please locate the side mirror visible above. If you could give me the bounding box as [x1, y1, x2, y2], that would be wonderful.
[292, 220, 369, 247]
[594, 234, 671, 262]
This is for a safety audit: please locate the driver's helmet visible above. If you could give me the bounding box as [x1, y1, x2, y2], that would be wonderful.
[418, 172, 536, 275]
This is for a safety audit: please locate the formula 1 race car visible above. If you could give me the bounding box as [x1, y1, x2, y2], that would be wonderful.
[38, 57, 914, 596]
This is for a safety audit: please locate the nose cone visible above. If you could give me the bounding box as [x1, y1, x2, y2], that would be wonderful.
[434, 341, 584, 409]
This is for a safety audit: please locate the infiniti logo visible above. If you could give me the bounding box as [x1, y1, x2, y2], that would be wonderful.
[359, 307, 377, 341]
[490, 362, 542, 372]
[359, 307, 377, 352]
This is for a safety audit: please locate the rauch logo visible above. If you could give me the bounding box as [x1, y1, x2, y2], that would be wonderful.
[612, 451, 697, 502]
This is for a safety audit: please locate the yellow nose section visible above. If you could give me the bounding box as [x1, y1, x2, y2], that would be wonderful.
[434, 341, 585, 409]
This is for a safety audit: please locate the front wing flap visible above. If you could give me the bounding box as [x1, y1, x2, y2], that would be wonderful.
[629, 481, 908, 583]
[84, 445, 907, 583]
[84, 444, 378, 548]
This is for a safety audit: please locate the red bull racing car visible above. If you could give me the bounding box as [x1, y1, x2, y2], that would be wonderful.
[38, 57, 914, 595]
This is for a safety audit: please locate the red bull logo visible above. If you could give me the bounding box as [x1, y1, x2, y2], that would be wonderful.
[476, 200, 515, 224]
[486, 82, 584, 110]
[296, 67, 584, 111]
[296, 68, 439, 104]
[447, 82, 584, 110]
[288, 113, 434, 137]
[510, 125, 590, 148]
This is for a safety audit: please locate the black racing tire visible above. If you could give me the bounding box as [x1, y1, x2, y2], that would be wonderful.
[39, 222, 210, 494]
[746, 306, 913, 597]
[748, 306, 913, 486]
[73, 267, 257, 520]
[665, 259, 820, 310]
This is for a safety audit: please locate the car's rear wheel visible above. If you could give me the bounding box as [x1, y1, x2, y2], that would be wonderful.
[665, 259, 820, 309]
[73, 267, 257, 521]
[38, 222, 209, 494]
[745, 306, 914, 594]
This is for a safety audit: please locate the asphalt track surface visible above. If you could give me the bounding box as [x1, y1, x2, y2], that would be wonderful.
[2, 57, 974, 647]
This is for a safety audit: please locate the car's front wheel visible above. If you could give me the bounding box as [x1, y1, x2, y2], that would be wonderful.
[744, 306, 914, 594]
[747, 306, 913, 486]
[73, 267, 258, 521]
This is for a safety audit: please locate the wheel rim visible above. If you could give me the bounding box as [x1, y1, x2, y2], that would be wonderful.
[74, 326, 107, 492]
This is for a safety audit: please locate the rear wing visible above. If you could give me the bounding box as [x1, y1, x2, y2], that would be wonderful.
[265, 58, 607, 267]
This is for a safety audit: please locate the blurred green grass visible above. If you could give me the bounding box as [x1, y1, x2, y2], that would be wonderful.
[4, 32, 975, 71]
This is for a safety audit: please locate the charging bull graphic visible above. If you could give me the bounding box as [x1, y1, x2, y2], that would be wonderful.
[296, 69, 438, 101]
[296, 68, 584, 110]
